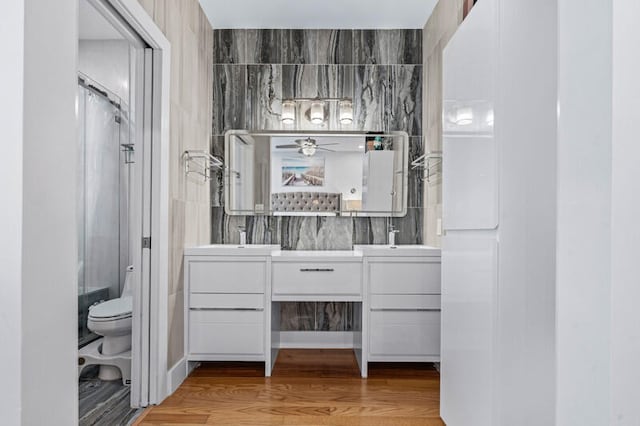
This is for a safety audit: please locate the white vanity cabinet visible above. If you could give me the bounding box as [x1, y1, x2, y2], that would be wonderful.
[357, 246, 442, 363]
[183, 245, 279, 373]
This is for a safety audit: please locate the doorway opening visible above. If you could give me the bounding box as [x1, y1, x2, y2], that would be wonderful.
[76, 0, 171, 422]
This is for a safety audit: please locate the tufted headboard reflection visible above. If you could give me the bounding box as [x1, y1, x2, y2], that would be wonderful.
[271, 192, 341, 214]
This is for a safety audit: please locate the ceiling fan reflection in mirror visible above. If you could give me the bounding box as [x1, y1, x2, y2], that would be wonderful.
[275, 137, 337, 157]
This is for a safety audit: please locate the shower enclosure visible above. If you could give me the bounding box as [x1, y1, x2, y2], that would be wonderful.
[77, 78, 132, 347]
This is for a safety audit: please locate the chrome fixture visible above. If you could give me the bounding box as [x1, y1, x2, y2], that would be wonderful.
[238, 226, 247, 246]
[183, 150, 223, 182]
[412, 151, 443, 183]
[388, 225, 399, 247]
[280, 97, 354, 126]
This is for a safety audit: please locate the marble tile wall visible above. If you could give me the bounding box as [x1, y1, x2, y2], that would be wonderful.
[423, 0, 464, 248]
[211, 29, 423, 332]
[138, 0, 213, 367]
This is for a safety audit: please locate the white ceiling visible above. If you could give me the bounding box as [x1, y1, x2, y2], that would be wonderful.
[79, 0, 123, 40]
[199, 0, 438, 29]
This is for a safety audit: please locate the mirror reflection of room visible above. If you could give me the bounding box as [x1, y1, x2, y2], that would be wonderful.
[226, 131, 408, 217]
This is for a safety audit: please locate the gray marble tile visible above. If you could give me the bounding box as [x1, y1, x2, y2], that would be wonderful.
[388, 65, 423, 136]
[210, 206, 224, 243]
[79, 366, 141, 426]
[354, 65, 389, 132]
[246, 29, 282, 64]
[391, 207, 423, 245]
[317, 302, 349, 331]
[353, 30, 388, 65]
[389, 29, 422, 65]
[247, 65, 282, 130]
[354, 30, 423, 65]
[282, 29, 314, 64]
[408, 137, 425, 209]
[246, 215, 271, 244]
[283, 30, 353, 64]
[280, 302, 315, 330]
[212, 65, 247, 135]
[213, 29, 246, 64]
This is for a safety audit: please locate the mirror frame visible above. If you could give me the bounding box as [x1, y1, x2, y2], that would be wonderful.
[224, 130, 409, 217]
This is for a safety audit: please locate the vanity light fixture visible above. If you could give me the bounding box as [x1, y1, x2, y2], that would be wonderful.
[279, 97, 354, 126]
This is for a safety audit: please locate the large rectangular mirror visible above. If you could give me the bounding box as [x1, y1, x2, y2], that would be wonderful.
[225, 130, 408, 217]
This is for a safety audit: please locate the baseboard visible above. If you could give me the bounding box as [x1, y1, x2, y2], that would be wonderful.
[278, 331, 355, 348]
[167, 357, 187, 396]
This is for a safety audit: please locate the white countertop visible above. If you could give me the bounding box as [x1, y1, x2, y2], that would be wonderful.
[354, 244, 441, 257]
[184, 244, 440, 258]
[184, 244, 280, 256]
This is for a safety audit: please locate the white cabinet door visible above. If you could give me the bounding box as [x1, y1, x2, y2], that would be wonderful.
[440, 232, 498, 426]
[369, 261, 441, 294]
[189, 260, 265, 293]
[189, 310, 264, 357]
[369, 310, 441, 358]
[442, 0, 497, 232]
[272, 262, 362, 300]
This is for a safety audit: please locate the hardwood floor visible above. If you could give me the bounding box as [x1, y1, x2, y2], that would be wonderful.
[134, 349, 445, 425]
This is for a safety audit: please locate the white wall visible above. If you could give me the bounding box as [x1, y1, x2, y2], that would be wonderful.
[0, 1, 25, 424]
[21, 0, 79, 424]
[556, 1, 612, 424]
[271, 152, 364, 201]
[611, 1, 640, 424]
[78, 40, 131, 101]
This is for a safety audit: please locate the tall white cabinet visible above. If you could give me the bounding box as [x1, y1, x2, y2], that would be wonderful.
[441, 0, 557, 424]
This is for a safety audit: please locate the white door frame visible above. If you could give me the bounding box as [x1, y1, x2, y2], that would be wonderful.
[90, 0, 171, 406]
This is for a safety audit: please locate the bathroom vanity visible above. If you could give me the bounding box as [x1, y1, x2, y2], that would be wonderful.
[183, 244, 441, 377]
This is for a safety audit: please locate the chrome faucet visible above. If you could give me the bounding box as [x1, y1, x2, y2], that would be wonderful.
[388, 225, 399, 247]
[238, 226, 247, 246]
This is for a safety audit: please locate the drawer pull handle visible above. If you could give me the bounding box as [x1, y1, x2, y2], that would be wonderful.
[370, 308, 441, 312]
[190, 307, 264, 312]
[299, 268, 334, 272]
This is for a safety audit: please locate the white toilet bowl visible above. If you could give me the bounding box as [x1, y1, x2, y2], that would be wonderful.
[84, 266, 133, 381]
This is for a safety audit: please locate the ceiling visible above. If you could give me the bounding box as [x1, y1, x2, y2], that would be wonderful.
[199, 0, 438, 29]
[79, 0, 123, 40]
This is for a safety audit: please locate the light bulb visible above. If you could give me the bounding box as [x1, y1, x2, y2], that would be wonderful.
[301, 145, 316, 156]
[339, 99, 353, 125]
[455, 107, 473, 125]
[310, 101, 325, 125]
[281, 100, 295, 124]
[486, 109, 494, 127]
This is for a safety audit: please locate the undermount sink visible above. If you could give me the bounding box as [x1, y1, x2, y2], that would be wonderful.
[353, 244, 441, 257]
[184, 244, 280, 256]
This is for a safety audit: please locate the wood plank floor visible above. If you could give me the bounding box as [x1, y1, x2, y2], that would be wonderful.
[134, 349, 445, 425]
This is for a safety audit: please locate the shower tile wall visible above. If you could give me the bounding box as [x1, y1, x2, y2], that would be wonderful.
[211, 29, 423, 331]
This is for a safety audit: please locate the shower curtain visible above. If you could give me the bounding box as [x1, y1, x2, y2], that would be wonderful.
[77, 84, 130, 346]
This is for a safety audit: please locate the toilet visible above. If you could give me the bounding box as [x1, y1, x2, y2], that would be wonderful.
[78, 265, 133, 384]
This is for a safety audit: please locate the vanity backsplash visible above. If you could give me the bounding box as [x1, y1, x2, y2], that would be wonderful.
[210, 29, 425, 331]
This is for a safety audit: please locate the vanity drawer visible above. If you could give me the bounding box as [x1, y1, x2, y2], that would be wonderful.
[272, 262, 362, 299]
[188, 260, 266, 293]
[369, 309, 441, 357]
[369, 261, 441, 294]
[190, 293, 264, 310]
[370, 294, 440, 310]
[188, 309, 264, 356]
